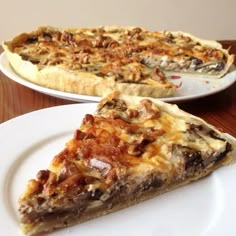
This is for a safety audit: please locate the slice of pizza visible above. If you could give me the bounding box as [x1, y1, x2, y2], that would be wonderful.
[18, 92, 236, 235]
[2, 26, 234, 99]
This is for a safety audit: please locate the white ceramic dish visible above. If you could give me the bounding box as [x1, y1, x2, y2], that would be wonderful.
[0, 104, 236, 235]
[0, 52, 235, 103]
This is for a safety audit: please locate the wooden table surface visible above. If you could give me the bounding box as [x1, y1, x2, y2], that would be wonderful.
[0, 42, 235, 136]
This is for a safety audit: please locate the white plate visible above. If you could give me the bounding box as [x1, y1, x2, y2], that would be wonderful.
[0, 103, 236, 236]
[0, 52, 235, 103]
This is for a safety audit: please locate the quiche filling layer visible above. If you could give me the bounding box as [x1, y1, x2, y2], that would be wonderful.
[18, 96, 233, 233]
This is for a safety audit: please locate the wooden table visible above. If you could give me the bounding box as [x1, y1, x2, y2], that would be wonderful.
[0, 43, 235, 136]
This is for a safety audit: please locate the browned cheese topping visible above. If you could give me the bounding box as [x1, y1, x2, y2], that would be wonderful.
[19, 97, 232, 226]
[10, 26, 230, 87]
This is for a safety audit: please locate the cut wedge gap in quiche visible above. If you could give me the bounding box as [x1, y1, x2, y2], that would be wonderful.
[18, 91, 236, 235]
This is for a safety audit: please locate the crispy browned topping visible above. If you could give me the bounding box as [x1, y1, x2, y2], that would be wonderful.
[10, 26, 231, 91]
[138, 99, 161, 118]
[20, 95, 233, 202]
[17, 94, 234, 236]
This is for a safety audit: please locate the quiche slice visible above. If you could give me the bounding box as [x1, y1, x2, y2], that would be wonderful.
[18, 92, 236, 235]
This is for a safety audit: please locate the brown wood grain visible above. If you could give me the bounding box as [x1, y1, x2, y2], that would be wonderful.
[0, 70, 75, 122]
[0, 42, 235, 136]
